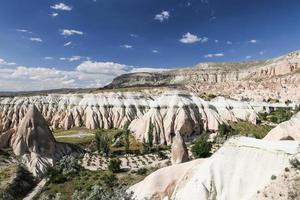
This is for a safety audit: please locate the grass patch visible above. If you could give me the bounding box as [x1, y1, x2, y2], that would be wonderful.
[53, 127, 94, 137]
[258, 107, 295, 124]
[230, 121, 273, 139]
[55, 135, 95, 146]
[54, 128, 143, 154]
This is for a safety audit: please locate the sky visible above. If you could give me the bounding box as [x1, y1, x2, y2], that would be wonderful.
[0, 0, 300, 91]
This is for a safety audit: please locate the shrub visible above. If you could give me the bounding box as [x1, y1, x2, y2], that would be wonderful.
[218, 123, 238, 138]
[290, 158, 300, 170]
[48, 155, 81, 183]
[136, 168, 147, 175]
[108, 159, 122, 173]
[191, 135, 213, 158]
[100, 172, 117, 188]
[157, 151, 167, 160]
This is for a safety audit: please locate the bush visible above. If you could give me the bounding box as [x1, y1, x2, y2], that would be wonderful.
[136, 168, 147, 175]
[48, 155, 81, 183]
[191, 135, 213, 158]
[218, 123, 238, 138]
[108, 159, 122, 173]
[157, 151, 167, 160]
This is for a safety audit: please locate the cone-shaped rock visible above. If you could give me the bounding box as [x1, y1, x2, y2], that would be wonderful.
[12, 105, 81, 177]
[171, 133, 189, 164]
[13, 105, 56, 156]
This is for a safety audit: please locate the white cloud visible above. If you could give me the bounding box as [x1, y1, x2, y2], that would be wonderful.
[130, 68, 170, 73]
[30, 37, 43, 42]
[61, 29, 84, 36]
[51, 12, 59, 17]
[120, 44, 132, 49]
[180, 32, 207, 44]
[44, 57, 53, 60]
[226, 41, 232, 45]
[130, 34, 138, 38]
[204, 53, 224, 58]
[245, 56, 252, 59]
[60, 56, 82, 62]
[249, 39, 257, 43]
[214, 40, 219, 43]
[64, 41, 72, 46]
[69, 56, 81, 62]
[259, 51, 265, 55]
[152, 50, 159, 53]
[16, 29, 31, 33]
[0, 58, 17, 66]
[0, 61, 171, 91]
[51, 3, 72, 11]
[154, 11, 170, 22]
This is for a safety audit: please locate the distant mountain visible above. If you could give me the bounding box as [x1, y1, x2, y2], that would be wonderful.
[107, 50, 300, 101]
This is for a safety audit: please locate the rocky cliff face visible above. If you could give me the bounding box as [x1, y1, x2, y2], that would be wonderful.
[0, 92, 268, 145]
[107, 51, 300, 101]
[10, 105, 81, 177]
[130, 137, 300, 200]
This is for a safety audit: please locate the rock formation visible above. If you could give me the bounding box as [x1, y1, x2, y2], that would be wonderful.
[107, 50, 300, 102]
[129, 159, 205, 200]
[130, 137, 300, 200]
[0, 91, 268, 144]
[264, 111, 300, 141]
[171, 133, 189, 164]
[11, 105, 81, 177]
[0, 92, 293, 145]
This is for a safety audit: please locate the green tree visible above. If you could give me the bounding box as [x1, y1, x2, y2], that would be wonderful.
[108, 158, 122, 173]
[124, 128, 130, 153]
[191, 135, 213, 158]
[148, 121, 154, 147]
[95, 130, 110, 157]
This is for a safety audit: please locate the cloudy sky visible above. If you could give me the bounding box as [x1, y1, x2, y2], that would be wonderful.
[0, 0, 300, 91]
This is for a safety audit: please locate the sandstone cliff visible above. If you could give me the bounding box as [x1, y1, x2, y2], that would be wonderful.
[107, 50, 300, 101]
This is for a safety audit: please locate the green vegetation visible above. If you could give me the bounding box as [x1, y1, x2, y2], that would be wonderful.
[54, 128, 143, 155]
[218, 123, 239, 139]
[96, 131, 111, 157]
[39, 155, 155, 200]
[53, 127, 94, 137]
[199, 93, 217, 101]
[258, 108, 295, 124]
[55, 135, 95, 147]
[191, 135, 213, 158]
[229, 121, 273, 139]
[0, 164, 36, 200]
[108, 159, 122, 173]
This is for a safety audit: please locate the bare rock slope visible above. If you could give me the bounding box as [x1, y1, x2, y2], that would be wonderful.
[130, 137, 300, 200]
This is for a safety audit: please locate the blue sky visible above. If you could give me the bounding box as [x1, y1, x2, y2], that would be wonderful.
[0, 0, 300, 91]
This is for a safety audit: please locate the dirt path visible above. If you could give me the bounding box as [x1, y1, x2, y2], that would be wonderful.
[23, 178, 47, 200]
